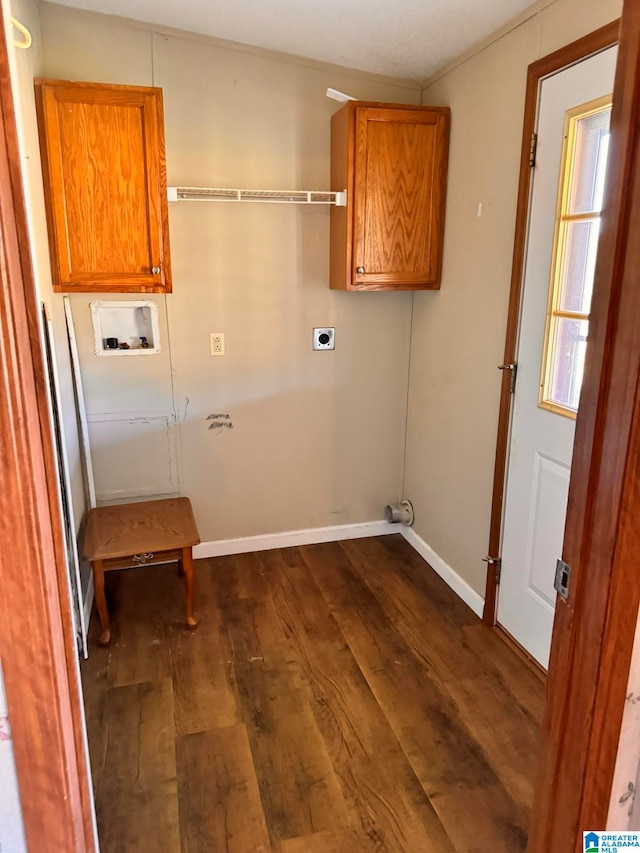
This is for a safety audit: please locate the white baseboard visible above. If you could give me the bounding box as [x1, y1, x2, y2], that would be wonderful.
[192, 520, 484, 619]
[400, 527, 485, 618]
[83, 571, 94, 632]
[193, 520, 396, 559]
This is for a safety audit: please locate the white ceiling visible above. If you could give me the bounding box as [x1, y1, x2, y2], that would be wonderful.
[47, 0, 537, 81]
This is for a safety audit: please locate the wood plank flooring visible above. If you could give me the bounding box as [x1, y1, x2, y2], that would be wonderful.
[81, 535, 544, 853]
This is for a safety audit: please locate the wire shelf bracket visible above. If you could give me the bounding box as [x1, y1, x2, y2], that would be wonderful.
[167, 186, 347, 206]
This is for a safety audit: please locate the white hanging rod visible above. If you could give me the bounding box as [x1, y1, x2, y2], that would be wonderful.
[167, 186, 347, 206]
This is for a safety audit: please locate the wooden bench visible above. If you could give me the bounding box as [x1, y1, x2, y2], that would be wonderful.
[83, 497, 200, 646]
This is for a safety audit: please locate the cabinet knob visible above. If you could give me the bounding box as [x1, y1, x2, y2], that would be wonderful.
[151, 266, 161, 275]
[356, 266, 365, 274]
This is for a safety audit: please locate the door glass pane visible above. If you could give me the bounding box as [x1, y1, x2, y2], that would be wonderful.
[558, 218, 601, 313]
[568, 108, 611, 214]
[548, 317, 589, 411]
[541, 98, 612, 418]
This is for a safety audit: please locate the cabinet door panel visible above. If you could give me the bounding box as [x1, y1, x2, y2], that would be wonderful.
[357, 112, 435, 276]
[350, 106, 449, 290]
[37, 82, 171, 293]
[57, 100, 152, 276]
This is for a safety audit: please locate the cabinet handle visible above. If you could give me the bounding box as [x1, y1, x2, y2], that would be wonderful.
[151, 266, 161, 275]
[356, 266, 365, 274]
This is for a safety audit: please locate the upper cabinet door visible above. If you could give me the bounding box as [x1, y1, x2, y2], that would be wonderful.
[330, 102, 450, 292]
[36, 80, 172, 293]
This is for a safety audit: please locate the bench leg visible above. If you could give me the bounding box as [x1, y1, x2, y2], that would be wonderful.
[182, 546, 197, 629]
[93, 559, 111, 646]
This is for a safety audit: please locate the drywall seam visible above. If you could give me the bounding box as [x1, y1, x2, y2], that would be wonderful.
[193, 520, 396, 558]
[401, 526, 485, 617]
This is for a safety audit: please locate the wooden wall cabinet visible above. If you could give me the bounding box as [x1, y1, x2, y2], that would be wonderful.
[330, 102, 450, 292]
[35, 80, 172, 293]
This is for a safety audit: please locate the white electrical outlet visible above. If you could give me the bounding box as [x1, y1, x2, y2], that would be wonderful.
[313, 328, 335, 351]
[210, 332, 225, 356]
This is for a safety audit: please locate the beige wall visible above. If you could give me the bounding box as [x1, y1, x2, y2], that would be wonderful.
[38, 3, 419, 547]
[406, 0, 621, 596]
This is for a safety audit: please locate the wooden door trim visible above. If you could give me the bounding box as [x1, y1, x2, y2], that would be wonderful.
[529, 1, 640, 845]
[0, 14, 95, 853]
[483, 18, 621, 626]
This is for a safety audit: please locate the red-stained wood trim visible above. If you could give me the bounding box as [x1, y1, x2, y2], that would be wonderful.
[528, 3, 640, 848]
[0, 14, 95, 853]
[483, 19, 620, 626]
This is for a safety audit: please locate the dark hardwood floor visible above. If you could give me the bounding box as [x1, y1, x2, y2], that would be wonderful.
[81, 534, 545, 853]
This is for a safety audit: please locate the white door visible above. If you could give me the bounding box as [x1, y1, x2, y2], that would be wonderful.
[497, 47, 617, 669]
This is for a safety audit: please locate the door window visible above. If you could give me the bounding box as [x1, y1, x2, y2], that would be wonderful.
[540, 96, 612, 416]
